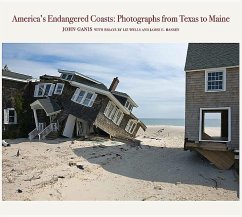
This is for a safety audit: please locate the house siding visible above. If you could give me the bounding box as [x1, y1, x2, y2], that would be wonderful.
[38, 79, 103, 123]
[2, 79, 35, 138]
[185, 67, 239, 149]
[94, 97, 140, 138]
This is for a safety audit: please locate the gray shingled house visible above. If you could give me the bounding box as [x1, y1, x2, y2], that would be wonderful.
[2, 66, 36, 138]
[28, 69, 146, 142]
[184, 43, 239, 169]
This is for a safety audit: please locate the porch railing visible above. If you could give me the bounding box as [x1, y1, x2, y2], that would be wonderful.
[28, 128, 39, 140]
[38, 123, 58, 140]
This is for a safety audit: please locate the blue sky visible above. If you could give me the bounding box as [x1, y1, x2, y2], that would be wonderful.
[2, 43, 188, 118]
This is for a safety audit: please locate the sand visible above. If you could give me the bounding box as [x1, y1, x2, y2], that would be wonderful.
[2, 125, 239, 201]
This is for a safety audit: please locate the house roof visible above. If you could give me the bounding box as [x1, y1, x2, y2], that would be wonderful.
[185, 43, 239, 71]
[112, 91, 138, 107]
[112, 91, 129, 98]
[58, 69, 108, 91]
[87, 82, 108, 91]
[58, 69, 102, 84]
[2, 69, 32, 82]
[30, 98, 61, 116]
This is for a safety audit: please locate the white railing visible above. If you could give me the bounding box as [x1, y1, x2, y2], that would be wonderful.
[28, 128, 39, 140]
[38, 123, 58, 140]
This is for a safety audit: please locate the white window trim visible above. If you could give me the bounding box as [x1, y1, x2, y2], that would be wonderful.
[205, 68, 226, 92]
[61, 73, 74, 81]
[71, 88, 97, 107]
[34, 83, 55, 97]
[125, 100, 134, 112]
[54, 83, 65, 95]
[104, 101, 124, 126]
[199, 107, 231, 143]
[125, 119, 137, 134]
[4, 108, 17, 124]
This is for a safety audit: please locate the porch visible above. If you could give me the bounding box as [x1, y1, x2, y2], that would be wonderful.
[28, 98, 61, 140]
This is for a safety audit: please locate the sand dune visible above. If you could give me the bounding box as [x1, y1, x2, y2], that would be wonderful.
[2, 125, 239, 201]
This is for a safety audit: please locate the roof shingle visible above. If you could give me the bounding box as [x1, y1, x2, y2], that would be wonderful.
[185, 43, 239, 71]
[2, 69, 32, 80]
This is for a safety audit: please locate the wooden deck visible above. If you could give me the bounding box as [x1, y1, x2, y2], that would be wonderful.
[185, 141, 228, 151]
[185, 141, 234, 170]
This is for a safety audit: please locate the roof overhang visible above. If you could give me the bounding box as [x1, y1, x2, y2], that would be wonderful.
[112, 92, 138, 107]
[185, 65, 239, 72]
[58, 69, 102, 84]
[69, 80, 131, 115]
[126, 97, 138, 108]
[30, 100, 61, 116]
[2, 76, 29, 83]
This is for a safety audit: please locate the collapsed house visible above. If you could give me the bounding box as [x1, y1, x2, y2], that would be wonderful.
[184, 43, 239, 169]
[28, 69, 146, 141]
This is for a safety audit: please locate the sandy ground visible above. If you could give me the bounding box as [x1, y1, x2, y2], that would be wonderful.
[2, 125, 239, 201]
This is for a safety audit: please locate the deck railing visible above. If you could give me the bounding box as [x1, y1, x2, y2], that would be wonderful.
[28, 128, 39, 140]
[38, 123, 58, 140]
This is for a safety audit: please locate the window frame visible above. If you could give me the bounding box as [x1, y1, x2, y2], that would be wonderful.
[34, 83, 55, 97]
[125, 119, 137, 134]
[54, 83, 65, 95]
[4, 108, 17, 124]
[104, 101, 124, 126]
[71, 88, 97, 107]
[61, 73, 74, 81]
[205, 68, 226, 92]
[199, 107, 231, 143]
[124, 100, 134, 112]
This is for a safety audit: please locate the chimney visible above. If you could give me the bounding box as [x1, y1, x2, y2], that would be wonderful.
[109, 77, 119, 92]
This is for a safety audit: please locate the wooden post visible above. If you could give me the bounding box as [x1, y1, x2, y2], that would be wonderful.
[33, 109, 39, 130]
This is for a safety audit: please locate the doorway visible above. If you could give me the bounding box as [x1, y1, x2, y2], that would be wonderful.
[199, 107, 231, 142]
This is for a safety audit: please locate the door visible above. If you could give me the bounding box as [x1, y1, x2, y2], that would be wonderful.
[62, 114, 76, 138]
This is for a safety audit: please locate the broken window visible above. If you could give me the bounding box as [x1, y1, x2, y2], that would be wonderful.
[205, 68, 226, 92]
[71, 88, 97, 107]
[200, 108, 230, 142]
[34, 83, 55, 97]
[125, 119, 137, 134]
[104, 101, 124, 126]
[4, 108, 17, 124]
[54, 83, 64, 95]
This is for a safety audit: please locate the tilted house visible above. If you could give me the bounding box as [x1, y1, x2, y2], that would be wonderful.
[2, 67, 36, 138]
[28, 69, 146, 141]
[184, 43, 239, 169]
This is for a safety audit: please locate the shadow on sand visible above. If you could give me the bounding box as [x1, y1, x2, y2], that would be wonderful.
[73, 143, 238, 191]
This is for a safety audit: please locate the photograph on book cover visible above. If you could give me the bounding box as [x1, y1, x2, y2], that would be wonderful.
[0, 0, 242, 216]
[1, 43, 239, 201]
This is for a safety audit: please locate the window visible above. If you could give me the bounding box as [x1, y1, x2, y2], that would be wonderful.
[125, 119, 137, 134]
[104, 101, 124, 125]
[61, 73, 73, 81]
[54, 83, 64, 95]
[4, 108, 17, 124]
[34, 83, 55, 97]
[205, 68, 226, 92]
[71, 88, 97, 107]
[125, 100, 133, 112]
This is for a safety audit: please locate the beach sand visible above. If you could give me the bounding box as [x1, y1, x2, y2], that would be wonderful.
[2, 125, 239, 201]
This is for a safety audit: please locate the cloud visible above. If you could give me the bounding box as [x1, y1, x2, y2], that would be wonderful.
[2, 43, 188, 118]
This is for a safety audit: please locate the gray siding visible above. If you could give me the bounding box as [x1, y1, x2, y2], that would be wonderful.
[94, 97, 141, 138]
[185, 67, 239, 149]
